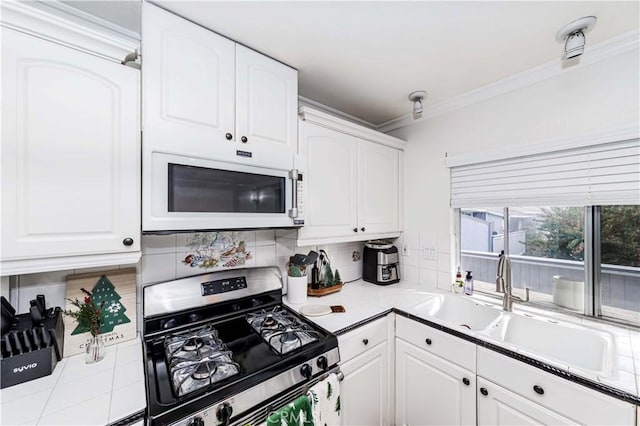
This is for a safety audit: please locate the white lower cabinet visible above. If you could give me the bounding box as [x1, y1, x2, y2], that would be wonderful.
[477, 377, 576, 425]
[477, 347, 636, 426]
[337, 315, 393, 426]
[340, 341, 389, 426]
[393, 316, 635, 426]
[395, 338, 475, 426]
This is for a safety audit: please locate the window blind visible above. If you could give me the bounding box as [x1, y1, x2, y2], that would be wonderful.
[450, 138, 640, 208]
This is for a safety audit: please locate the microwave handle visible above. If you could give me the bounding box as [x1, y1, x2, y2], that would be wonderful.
[288, 169, 300, 218]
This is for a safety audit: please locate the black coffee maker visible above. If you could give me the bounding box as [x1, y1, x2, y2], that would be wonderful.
[363, 240, 400, 285]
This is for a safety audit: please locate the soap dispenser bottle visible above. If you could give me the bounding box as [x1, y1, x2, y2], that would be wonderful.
[464, 271, 473, 295]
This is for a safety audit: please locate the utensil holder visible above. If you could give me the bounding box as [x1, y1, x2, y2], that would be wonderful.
[286, 276, 308, 305]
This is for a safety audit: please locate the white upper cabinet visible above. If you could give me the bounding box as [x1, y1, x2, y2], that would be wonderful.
[298, 122, 358, 240]
[1, 28, 140, 275]
[143, 2, 298, 156]
[298, 107, 405, 245]
[236, 45, 298, 153]
[142, 2, 235, 155]
[358, 140, 399, 234]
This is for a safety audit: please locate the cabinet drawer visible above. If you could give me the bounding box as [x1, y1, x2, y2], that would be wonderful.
[396, 315, 476, 372]
[338, 316, 388, 363]
[477, 347, 635, 425]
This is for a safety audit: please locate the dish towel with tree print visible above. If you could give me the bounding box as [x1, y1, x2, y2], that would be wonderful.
[307, 373, 340, 426]
[266, 395, 313, 426]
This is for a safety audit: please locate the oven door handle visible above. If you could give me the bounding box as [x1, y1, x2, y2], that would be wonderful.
[232, 367, 344, 426]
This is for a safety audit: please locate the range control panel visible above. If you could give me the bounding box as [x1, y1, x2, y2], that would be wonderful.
[201, 276, 247, 295]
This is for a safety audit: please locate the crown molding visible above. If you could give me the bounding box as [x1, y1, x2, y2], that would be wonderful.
[298, 96, 377, 129]
[1, 0, 140, 64]
[377, 29, 640, 134]
[299, 106, 407, 150]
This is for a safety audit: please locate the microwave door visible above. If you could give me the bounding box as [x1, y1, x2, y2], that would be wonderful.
[168, 164, 286, 214]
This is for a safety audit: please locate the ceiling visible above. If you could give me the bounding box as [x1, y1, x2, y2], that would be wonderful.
[64, 1, 639, 126]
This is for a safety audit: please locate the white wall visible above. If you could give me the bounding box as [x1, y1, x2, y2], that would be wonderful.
[390, 49, 640, 291]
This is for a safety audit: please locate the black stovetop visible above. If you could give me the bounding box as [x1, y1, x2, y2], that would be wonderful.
[143, 294, 337, 425]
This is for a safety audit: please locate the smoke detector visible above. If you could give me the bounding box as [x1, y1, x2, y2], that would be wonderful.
[556, 16, 597, 60]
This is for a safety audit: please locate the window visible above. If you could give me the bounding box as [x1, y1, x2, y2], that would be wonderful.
[459, 206, 639, 323]
[449, 136, 639, 325]
[599, 205, 640, 323]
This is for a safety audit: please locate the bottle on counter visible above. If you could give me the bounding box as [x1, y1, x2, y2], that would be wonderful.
[311, 261, 320, 290]
[464, 271, 473, 295]
[453, 266, 464, 293]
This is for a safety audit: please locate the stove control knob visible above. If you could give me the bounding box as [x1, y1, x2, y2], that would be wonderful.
[300, 363, 312, 379]
[216, 403, 233, 424]
[188, 416, 205, 426]
[316, 356, 328, 370]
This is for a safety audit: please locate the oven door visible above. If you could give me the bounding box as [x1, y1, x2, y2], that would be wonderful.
[144, 151, 302, 231]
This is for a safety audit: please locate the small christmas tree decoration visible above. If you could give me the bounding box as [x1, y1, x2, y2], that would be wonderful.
[90, 275, 131, 334]
[333, 269, 342, 284]
[323, 268, 334, 288]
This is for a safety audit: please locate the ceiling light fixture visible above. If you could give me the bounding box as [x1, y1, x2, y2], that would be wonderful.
[408, 90, 427, 119]
[556, 16, 597, 60]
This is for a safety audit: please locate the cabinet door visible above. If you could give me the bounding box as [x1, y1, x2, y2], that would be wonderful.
[477, 377, 576, 426]
[297, 122, 358, 240]
[395, 339, 475, 426]
[236, 45, 298, 153]
[357, 140, 399, 234]
[1, 29, 140, 261]
[340, 341, 390, 426]
[142, 2, 235, 154]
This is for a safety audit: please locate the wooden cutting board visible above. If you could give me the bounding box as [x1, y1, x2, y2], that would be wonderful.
[64, 268, 137, 357]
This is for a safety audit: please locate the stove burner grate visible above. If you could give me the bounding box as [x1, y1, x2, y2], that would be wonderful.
[246, 307, 319, 354]
[163, 324, 240, 397]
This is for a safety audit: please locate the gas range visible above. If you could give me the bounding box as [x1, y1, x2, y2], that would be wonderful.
[143, 267, 340, 426]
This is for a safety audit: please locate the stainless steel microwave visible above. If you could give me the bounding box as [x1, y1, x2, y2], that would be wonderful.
[143, 148, 305, 231]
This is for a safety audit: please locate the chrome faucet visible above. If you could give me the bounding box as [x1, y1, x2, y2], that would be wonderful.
[496, 251, 530, 312]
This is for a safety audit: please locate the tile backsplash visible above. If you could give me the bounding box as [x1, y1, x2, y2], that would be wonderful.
[397, 230, 452, 291]
[7, 229, 366, 333]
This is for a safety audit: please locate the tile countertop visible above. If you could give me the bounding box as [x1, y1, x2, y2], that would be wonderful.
[0, 336, 145, 426]
[285, 280, 640, 402]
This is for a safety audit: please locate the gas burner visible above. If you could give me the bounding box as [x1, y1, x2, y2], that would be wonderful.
[262, 315, 277, 328]
[247, 308, 319, 354]
[183, 337, 204, 352]
[163, 324, 239, 397]
[278, 330, 298, 343]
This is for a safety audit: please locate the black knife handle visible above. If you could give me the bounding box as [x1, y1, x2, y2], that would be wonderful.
[1, 296, 16, 317]
[30, 305, 44, 327]
[21, 330, 32, 352]
[36, 294, 46, 316]
[39, 326, 51, 349]
[31, 327, 41, 350]
[1, 336, 9, 358]
[11, 331, 22, 355]
[48, 328, 62, 360]
[3, 335, 13, 357]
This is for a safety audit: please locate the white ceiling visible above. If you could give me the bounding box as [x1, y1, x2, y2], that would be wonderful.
[64, 1, 639, 126]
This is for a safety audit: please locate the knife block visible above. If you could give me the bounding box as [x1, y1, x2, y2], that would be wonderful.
[0, 309, 64, 389]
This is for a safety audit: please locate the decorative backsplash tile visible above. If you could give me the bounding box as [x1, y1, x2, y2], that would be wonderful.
[177, 232, 254, 271]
